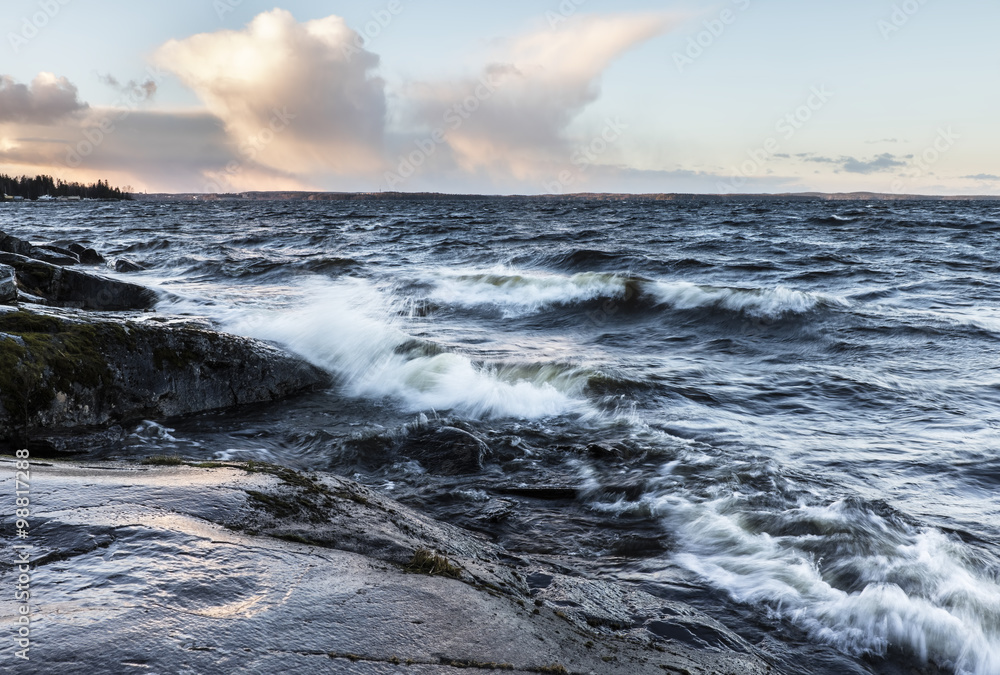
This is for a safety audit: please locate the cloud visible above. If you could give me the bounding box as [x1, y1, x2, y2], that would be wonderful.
[0, 73, 88, 124]
[965, 173, 1000, 181]
[802, 152, 908, 174]
[841, 153, 908, 174]
[0, 12, 678, 194]
[100, 74, 158, 101]
[399, 13, 677, 182]
[154, 9, 386, 176]
[800, 154, 839, 163]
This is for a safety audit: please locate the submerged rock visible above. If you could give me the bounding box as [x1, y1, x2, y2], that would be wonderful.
[0, 252, 156, 310]
[0, 459, 783, 675]
[114, 257, 145, 273]
[0, 309, 329, 447]
[401, 424, 491, 474]
[66, 243, 106, 265]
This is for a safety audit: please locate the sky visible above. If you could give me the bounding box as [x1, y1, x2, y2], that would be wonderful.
[0, 0, 997, 195]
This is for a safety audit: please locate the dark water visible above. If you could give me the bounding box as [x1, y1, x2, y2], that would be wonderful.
[4, 198, 1000, 674]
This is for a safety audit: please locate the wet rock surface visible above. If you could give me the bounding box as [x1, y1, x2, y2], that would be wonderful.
[0, 459, 784, 675]
[0, 230, 78, 265]
[400, 425, 491, 474]
[113, 257, 145, 273]
[66, 243, 105, 265]
[0, 252, 156, 311]
[0, 263, 16, 304]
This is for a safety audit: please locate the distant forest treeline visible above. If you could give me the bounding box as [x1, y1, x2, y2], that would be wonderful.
[1, 174, 132, 200]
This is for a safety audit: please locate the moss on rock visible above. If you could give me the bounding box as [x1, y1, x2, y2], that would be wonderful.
[0, 311, 113, 440]
[0, 309, 327, 447]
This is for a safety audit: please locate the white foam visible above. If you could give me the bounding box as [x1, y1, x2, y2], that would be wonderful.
[173, 278, 589, 420]
[643, 493, 1000, 674]
[647, 280, 850, 319]
[427, 269, 628, 317]
[424, 268, 849, 319]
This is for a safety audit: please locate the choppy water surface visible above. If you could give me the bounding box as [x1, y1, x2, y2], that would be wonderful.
[5, 198, 1000, 674]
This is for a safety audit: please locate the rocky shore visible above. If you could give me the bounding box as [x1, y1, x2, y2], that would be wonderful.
[2, 459, 780, 674]
[0, 229, 783, 674]
[0, 228, 328, 452]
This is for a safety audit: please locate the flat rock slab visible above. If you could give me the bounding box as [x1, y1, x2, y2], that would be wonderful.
[0, 460, 782, 675]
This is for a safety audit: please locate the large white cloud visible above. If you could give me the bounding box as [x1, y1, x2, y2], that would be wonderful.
[0, 73, 87, 124]
[1, 12, 682, 193]
[398, 14, 678, 183]
[155, 9, 386, 177]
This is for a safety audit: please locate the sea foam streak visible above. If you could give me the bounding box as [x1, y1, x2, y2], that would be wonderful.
[646, 280, 849, 318]
[171, 278, 590, 420]
[427, 269, 849, 319]
[596, 481, 1000, 674]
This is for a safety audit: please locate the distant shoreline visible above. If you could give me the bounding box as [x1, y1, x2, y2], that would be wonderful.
[130, 191, 1000, 202]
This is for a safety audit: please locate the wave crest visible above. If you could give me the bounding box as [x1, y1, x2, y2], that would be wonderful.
[427, 269, 848, 319]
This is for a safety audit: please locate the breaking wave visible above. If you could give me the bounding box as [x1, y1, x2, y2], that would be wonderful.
[426, 269, 849, 319]
[164, 278, 594, 420]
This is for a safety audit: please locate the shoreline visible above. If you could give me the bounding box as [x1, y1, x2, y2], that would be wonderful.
[1, 456, 781, 674]
[0, 225, 782, 673]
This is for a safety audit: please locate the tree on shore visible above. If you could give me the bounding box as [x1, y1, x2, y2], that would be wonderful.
[0, 174, 132, 200]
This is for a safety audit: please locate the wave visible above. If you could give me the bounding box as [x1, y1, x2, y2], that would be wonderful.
[426, 270, 637, 317]
[646, 280, 849, 318]
[164, 278, 593, 420]
[808, 214, 860, 225]
[175, 255, 361, 280]
[592, 480, 1000, 674]
[534, 248, 637, 270]
[425, 269, 849, 320]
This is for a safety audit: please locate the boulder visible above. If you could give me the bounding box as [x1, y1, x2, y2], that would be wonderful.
[0, 230, 36, 257]
[80, 247, 106, 265]
[0, 230, 78, 265]
[0, 264, 16, 304]
[68, 243, 106, 265]
[0, 252, 157, 310]
[37, 243, 81, 264]
[114, 257, 145, 273]
[0, 309, 330, 445]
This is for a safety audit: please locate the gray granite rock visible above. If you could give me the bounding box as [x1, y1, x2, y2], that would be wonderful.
[0, 460, 784, 675]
